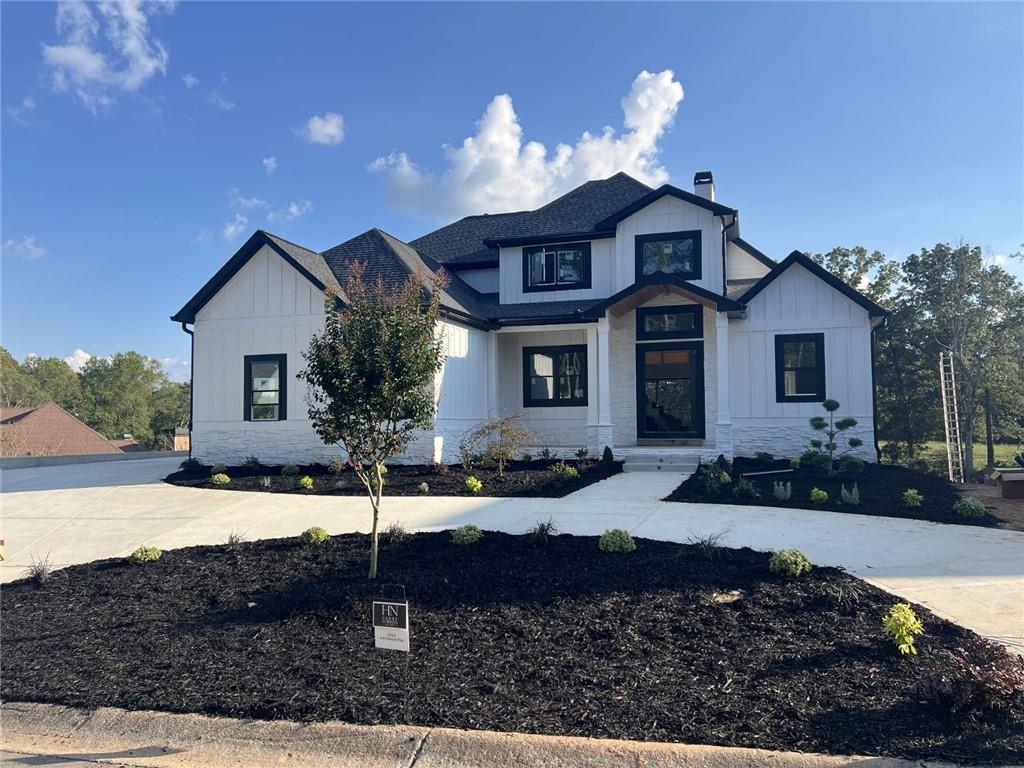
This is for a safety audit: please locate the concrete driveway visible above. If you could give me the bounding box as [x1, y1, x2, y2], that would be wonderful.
[2, 460, 1022, 652]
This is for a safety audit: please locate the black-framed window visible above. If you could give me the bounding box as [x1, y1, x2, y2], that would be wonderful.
[244, 354, 287, 421]
[774, 334, 825, 403]
[523, 345, 588, 407]
[522, 242, 591, 292]
[635, 230, 702, 280]
[636, 305, 703, 340]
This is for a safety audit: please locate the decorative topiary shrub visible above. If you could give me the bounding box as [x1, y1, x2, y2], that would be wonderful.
[883, 602, 924, 655]
[953, 496, 986, 518]
[298, 475, 314, 490]
[451, 525, 483, 546]
[281, 464, 300, 476]
[599, 528, 636, 553]
[807, 398, 864, 477]
[299, 526, 329, 545]
[601, 446, 614, 467]
[773, 480, 792, 501]
[903, 488, 924, 508]
[128, 545, 162, 564]
[810, 487, 829, 504]
[211, 473, 231, 486]
[465, 476, 483, 494]
[551, 461, 579, 479]
[769, 549, 813, 577]
[840, 483, 861, 506]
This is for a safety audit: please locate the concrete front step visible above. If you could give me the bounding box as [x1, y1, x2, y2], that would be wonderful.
[621, 454, 700, 473]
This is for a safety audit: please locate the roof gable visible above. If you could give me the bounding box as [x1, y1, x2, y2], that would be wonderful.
[738, 251, 888, 317]
[583, 273, 745, 319]
[594, 183, 737, 229]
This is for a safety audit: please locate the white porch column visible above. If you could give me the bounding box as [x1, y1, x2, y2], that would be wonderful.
[586, 325, 599, 427]
[597, 317, 612, 427]
[487, 332, 499, 418]
[715, 312, 734, 458]
[586, 317, 614, 453]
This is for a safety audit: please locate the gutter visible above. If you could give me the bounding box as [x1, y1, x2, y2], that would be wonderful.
[178, 321, 195, 459]
[870, 318, 885, 463]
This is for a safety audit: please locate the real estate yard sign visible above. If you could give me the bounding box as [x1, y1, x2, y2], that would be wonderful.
[373, 600, 410, 652]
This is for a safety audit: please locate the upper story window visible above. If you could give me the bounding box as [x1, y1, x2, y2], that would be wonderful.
[244, 354, 287, 421]
[774, 333, 825, 403]
[523, 345, 588, 407]
[635, 230, 702, 281]
[636, 305, 703, 340]
[522, 242, 591, 293]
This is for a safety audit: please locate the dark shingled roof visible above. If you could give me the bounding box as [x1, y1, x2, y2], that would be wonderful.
[263, 231, 345, 299]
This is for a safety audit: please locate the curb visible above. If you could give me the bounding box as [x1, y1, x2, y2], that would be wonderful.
[0, 701, 987, 768]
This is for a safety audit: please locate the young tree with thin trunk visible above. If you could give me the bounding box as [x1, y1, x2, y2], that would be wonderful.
[299, 263, 447, 579]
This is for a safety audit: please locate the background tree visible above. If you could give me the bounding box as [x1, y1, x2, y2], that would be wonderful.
[80, 352, 167, 445]
[300, 264, 447, 579]
[0, 347, 44, 408]
[149, 381, 192, 445]
[807, 246, 901, 303]
[21, 356, 84, 415]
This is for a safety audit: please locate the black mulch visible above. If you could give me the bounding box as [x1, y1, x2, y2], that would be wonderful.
[665, 459, 1003, 527]
[4, 532, 1022, 764]
[165, 459, 621, 498]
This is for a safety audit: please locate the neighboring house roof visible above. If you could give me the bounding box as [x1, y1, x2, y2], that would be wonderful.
[110, 438, 147, 452]
[738, 251, 889, 317]
[0, 401, 122, 457]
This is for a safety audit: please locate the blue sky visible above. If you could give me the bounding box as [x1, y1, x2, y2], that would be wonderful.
[2, 1, 1021, 381]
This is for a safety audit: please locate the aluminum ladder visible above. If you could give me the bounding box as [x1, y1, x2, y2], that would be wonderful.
[939, 351, 965, 483]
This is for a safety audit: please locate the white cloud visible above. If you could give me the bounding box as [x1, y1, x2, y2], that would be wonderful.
[182, 72, 198, 88]
[160, 356, 190, 382]
[181, 71, 235, 110]
[7, 96, 37, 122]
[222, 213, 248, 241]
[194, 229, 213, 245]
[43, 0, 176, 111]
[299, 112, 344, 145]
[370, 69, 684, 218]
[2, 235, 46, 261]
[232, 195, 269, 209]
[262, 156, 278, 174]
[64, 348, 93, 372]
[266, 200, 313, 225]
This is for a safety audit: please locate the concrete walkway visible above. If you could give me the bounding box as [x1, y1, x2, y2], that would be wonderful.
[2, 461, 1022, 651]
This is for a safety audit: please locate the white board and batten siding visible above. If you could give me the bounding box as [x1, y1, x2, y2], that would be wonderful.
[191, 244, 491, 465]
[726, 242, 771, 281]
[498, 239, 616, 304]
[728, 263, 876, 459]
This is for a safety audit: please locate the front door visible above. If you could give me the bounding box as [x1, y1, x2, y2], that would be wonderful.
[636, 342, 705, 439]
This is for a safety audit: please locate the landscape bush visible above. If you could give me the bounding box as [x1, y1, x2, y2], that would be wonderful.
[211, 473, 231, 486]
[913, 636, 1024, 719]
[526, 518, 559, 546]
[882, 602, 924, 655]
[539, 447, 554, 460]
[773, 481, 792, 501]
[417, 481, 429, 494]
[381, 521, 410, 544]
[465, 476, 483, 494]
[458, 416, 534, 475]
[328, 457, 347, 475]
[259, 476, 271, 489]
[903, 488, 924, 508]
[243, 456, 261, 469]
[687, 531, 726, 560]
[225, 530, 247, 549]
[299, 526, 329, 545]
[800, 451, 832, 474]
[298, 476, 314, 490]
[769, 549, 813, 577]
[953, 496, 986, 518]
[551, 461, 579, 479]
[789, 457, 801, 470]
[839, 455, 865, 476]
[809, 487, 829, 504]
[211, 464, 228, 475]
[601, 446, 614, 467]
[599, 529, 636, 553]
[128, 545, 162, 564]
[281, 464, 300, 476]
[732, 477, 760, 499]
[521, 452, 533, 462]
[754, 451, 775, 464]
[179, 457, 203, 472]
[451, 525, 483, 546]
[840, 483, 861, 506]
[807, 399, 864, 476]
[24, 555, 51, 587]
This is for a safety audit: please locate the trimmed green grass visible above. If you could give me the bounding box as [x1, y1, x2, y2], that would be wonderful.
[891, 441, 1021, 470]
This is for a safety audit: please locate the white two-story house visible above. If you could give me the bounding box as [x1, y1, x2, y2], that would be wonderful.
[172, 171, 886, 466]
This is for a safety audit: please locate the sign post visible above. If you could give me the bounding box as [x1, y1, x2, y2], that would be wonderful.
[372, 599, 410, 652]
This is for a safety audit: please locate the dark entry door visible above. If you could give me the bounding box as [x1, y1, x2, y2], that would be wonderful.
[636, 341, 705, 439]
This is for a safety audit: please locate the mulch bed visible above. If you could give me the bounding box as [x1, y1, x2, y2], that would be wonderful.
[665, 458, 1004, 528]
[165, 459, 620, 498]
[4, 532, 1022, 763]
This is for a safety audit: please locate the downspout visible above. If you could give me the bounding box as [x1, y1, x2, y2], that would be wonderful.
[870, 318, 884, 463]
[179, 321, 195, 459]
[720, 214, 738, 295]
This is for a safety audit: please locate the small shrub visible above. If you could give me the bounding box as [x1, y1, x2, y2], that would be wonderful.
[551, 461, 579, 479]
[417, 481, 430, 494]
[381, 521, 410, 544]
[451, 524, 483, 546]
[754, 451, 775, 464]
[913, 636, 1024, 719]
[575, 448, 589, 461]
[818, 579, 867, 611]
[1015, 451, 1024, 469]
[539, 447, 554, 460]
[225, 529, 247, 549]
[601, 446, 614, 466]
[480, 456, 498, 470]
[179, 457, 203, 472]
[773, 481, 792, 501]
[429, 460, 450, 476]
[838, 455, 865, 476]
[769, 549, 813, 577]
[211, 464, 228, 475]
[731, 477, 760, 499]
[521, 452, 533, 462]
[599, 528, 636, 553]
[298, 475, 314, 490]
[211, 472, 231, 486]
[840, 483, 861, 506]
[692, 464, 723, 496]
[328, 457, 347, 475]
[128, 545, 162, 564]
[800, 451, 832, 473]
[953, 496, 986, 518]
[299, 526, 329, 545]
[718, 471, 732, 486]
[243, 456, 261, 469]
[281, 464, 300, 476]
[259, 475, 272, 489]
[789, 457, 801, 470]
[459, 416, 535, 475]
[24, 554, 52, 587]
[687, 531, 727, 560]
[809, 487, 829, 504]
[465, 476, 483, 494]
[526, 517, 559, 546]
[903, 488, 924, 508]
[882, 602, 924, 655]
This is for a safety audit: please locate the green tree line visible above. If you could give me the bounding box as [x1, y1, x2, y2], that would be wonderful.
[808, 243, 1024, 470]
[0, 349, 190, 449]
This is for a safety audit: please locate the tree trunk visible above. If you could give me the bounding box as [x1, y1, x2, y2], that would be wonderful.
[961, 385, 976, 478]
[984, 388, 995, 468]
[367, 462, 384, 580]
